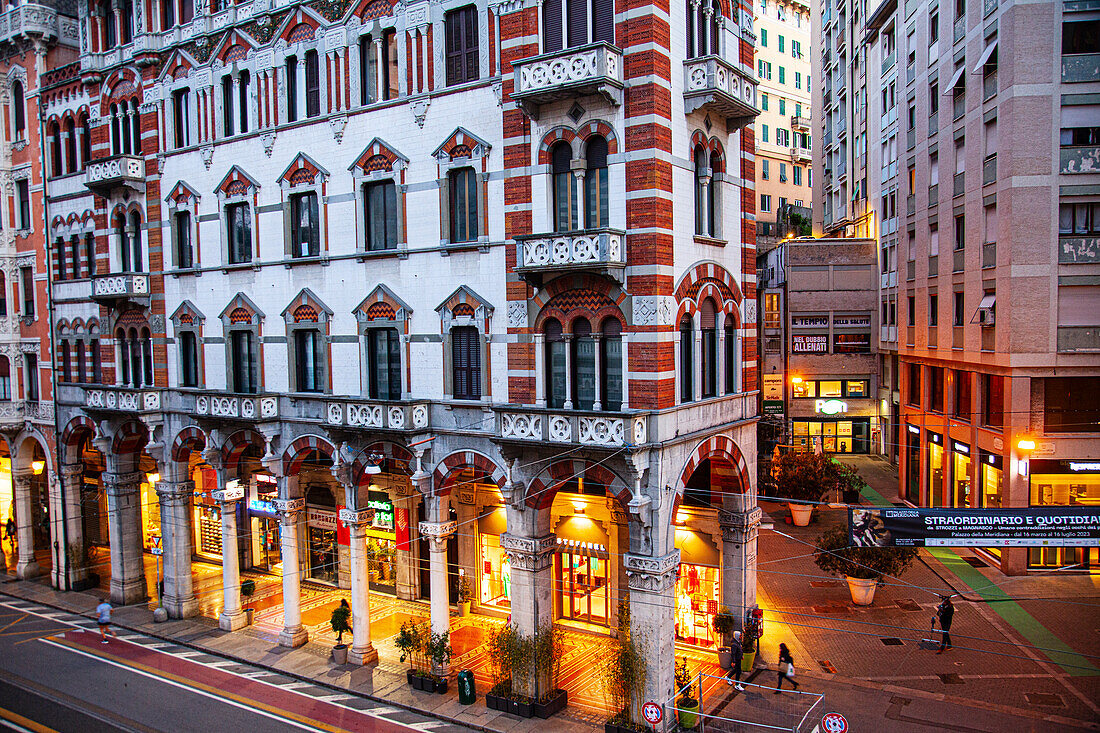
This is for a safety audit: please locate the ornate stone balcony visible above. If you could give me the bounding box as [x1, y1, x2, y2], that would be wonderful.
[684, 55, 759, 128]
[791, 115, 811, 130]
[512, 42, 623, 120]
[84, 387, 163, 414]
[323, 398, 431, 433]
[0, 3, 76, 45]
[90, 273, 151, 307]
[84, 155, 145, 196]
[0, 401, 23, 429]
[514, 228, 626, 289]
[193, 393, 279, 422]
[496, 407, 649, 449]
[790, 145, 811, 163]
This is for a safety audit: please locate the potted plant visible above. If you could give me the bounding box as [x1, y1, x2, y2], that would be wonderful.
[674, 657, 698, 730]
[741, 617, 759, 671]
[240, 579, 256, 625]
[427, 630, 453, 693]
[395, 620, 426, 688]
[814, 525, 919, 605]
[329, 602, 352, 664]
[457, 575, 472, 617]
[837, 463, 866, 506]
[713, 607, 737, 669]
[602, 600, 646, 733]
[774, 452, 840, 526]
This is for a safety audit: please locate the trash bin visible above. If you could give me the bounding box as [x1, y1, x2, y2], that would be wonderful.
[457, 670, 476, 705]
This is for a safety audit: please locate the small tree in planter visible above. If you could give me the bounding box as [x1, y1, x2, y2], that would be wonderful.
[774, 452, 841, 525]
[330, 603, 352, 664]
[427, 630, 453, 693]
[602, 600, 647, 733]
[741, 615, 760, 670]
[712, 607, 737, 670]
[457, 576, 472, 616]
[674, 657, 698, 730]
[395, 620, 427, 686]
[836, 463, 867, 506]
[813, 525, 919, 605]
[240, 579, 256, 624]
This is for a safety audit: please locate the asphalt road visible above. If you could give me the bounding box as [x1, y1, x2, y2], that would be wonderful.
[0, 596, 460, 733]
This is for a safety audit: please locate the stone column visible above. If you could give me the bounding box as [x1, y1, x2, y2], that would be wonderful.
[720, 497, 762, 630]
[12, 469, 40, 580]
[625, 550, 680, 716]
[563, 335, 575, 410]
[218, 497, 247, 630]
[344, 510, 378, 664]
[534, 333, 546, 408]
[59, 462, 87, 587]
[158, 479, 199, 618]
[276, 497, 309, 648]
[102, 471, 148, 605]
[592, 335, 603, 411]
[419, 506, 456, 637]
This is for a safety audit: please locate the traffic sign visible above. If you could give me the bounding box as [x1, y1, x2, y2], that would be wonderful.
[152, 535, 161, 548]
[821, 712, 848, 733]
[150, 547, 164, 556]
[641, 702, 662, 725]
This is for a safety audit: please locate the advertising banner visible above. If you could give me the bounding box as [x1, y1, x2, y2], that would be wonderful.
[793, 335, 828, 353]
[763, 374, 784, 415]
[849, 507, 1100, 548]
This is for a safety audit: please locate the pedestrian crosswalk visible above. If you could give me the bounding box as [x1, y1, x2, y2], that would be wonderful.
[0, 596, 470, 733]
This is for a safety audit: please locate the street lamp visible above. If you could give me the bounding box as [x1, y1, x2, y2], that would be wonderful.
[1017, 437, 1035, 476]
[364, 453, 384, 475]
[30, 460, 45, 475]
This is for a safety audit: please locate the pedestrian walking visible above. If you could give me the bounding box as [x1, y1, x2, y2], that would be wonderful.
[725, 631, 745, 691]
[935, 596, 954, 654]
[3, 516, 14, 550]
[774, 643, 800, 693]
[95, 600, 116, 643]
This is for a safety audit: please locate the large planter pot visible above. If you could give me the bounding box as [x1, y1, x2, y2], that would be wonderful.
[846, 576, 879, 606]
[717, 646, 734, 670]
[459, 601, 472, 617]
[243, 608, 255, 625]
[742, 649, 757, 671]
[677, 699, 699, 729]
[533, 689, 568, 719]
[789, 503, 814, 526]
[331, 644, 348, 665]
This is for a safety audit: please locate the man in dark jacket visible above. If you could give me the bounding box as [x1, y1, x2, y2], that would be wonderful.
[935, 596, 954, 653]
[725, 631, 745, 690]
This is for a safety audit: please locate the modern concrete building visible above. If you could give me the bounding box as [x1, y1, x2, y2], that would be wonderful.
[758, 237, 880, 454]
[814, 0, 1100, 574]
[0, 1, 79, 586]
[43, 0, 766, 704]
[755, 0, 813, 246]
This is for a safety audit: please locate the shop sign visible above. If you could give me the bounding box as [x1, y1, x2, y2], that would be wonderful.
[307, 508, 337, 531]
[368, 493, 395, 531]
[1069, 462, 1100, 472]
[833, 333, 871, 353]
[793, 335, 828, 353]
[848, 507, 1100, 548]
[952, 441, 970, 455]
[395, 506, 411, 550]
[815, 399, 848, 415]
[832, 315, 871, 327]
[792, 315, 829, 328]
[248, 498, 278, 516]
[762, 374, 784, 401]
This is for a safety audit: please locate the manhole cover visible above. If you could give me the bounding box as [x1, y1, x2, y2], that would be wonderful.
[937, 673, 964, 685]
[1025, 693, 1064, 707]
[810, 581, 839, 588]
[963, 556, 987, 568]
[812, 605, 851, 614]
[895, 599, 922, 611]
[818, 660, 837, 673]
[880, 637, 904, 646]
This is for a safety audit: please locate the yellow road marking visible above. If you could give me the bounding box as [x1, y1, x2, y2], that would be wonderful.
[13, 633, 66, 647]
[0, 706, 59, 733]
[0, 613, 28, 633]
[0, 628, 70, 638]
[48, 635, 350, 732]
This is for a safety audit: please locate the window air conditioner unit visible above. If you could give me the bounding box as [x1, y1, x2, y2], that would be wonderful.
[977, 308, 995, 326]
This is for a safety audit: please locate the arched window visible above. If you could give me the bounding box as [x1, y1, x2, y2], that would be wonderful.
[700, 298, 717, 398]
[100, 0, 116, 49]
[680, 315, 694, 403]
[0, 356, 9, 400]
[693, 145, 709, 236]
[724, 317, 737, 394]
[60, 341, 71, 382]
[120, 0, 134, 44]
[76, 341, 87, 383]
[238, 70, 251, 133]
[600, 317, 622, 411]
[64, 117, 77, 173]
[128, 211, 143, 272]
[11, 81, 24, 139]
[56, 237, 67, 280]
[584, 135, 609, 229]
[572, 317, 595, 410]
[141, 327, 153, 386]
[84, 233, 96, 277]
[179, 331, 199, 387]
[117, 328, 131, 386]
[109, 104, 121, 155]
[80, 114, 91, 168]
[91, 339, 102, 382]
[128, 328, 141, 386]
[551, 142, 575, 232]
[130, 99, 141, 154]
[48, 121, 62, 177]
[544, 318, 566, 409]
[708, 149, 721, 236]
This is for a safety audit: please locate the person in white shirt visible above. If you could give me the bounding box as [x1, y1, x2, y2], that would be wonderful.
[95, 601, 116, 643]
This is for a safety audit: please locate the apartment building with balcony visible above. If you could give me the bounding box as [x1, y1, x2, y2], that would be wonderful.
[44, 0, 764, 699]
[891, 0, 1100, 574]
[754, 0, 812, 245]
[0, 1, 78, 586]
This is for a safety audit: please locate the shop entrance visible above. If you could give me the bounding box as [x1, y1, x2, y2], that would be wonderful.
[418, 503, 459, 603]
[555, 539, 609, 625]
[675, 459, 726, 648]
[306, 485, 339, 585]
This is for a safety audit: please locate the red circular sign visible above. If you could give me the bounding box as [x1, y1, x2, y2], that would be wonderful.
[642, 702, 663, 724]
[821, 712, 848, 733]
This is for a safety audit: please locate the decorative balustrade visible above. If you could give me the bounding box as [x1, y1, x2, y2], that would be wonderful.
[194, 393, 279, 421]
[497, 407, 648, 448]
[683, 55, 759, 127]
[91, 273, 151, 304]
[0, 3, 74, 44]
[512, 42, 623, 119]
[84, 155, 145, 195]
[0, 401, 23, 427]
[790, 146, 811, 163]
[515, 228, 626, 287]
[791, 115, 811, 130]
[84, 387, 162, 413]
[324, 399, 431, 431]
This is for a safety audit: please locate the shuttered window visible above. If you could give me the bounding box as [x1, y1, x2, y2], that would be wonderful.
[452, 326, 481, 400]
[543, 0, 563, 51]
[305, 50, 320, 117]
[592, 0, 614, 43]
[445, 6, 479, 86]
[701, 299, 717, 398]
[368, 328, 402, 400]
[286, 56, 298, 122]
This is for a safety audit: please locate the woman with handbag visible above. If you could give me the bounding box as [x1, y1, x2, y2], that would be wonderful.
[775, 643, 800, 693]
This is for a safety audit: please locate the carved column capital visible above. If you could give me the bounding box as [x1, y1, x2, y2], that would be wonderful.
[624, 550, 680, 593]
[419, 520, 456, 552]
[155, 479, 194, 507]
[500, 532, 556, 572]
[102, 471, 144, 496]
